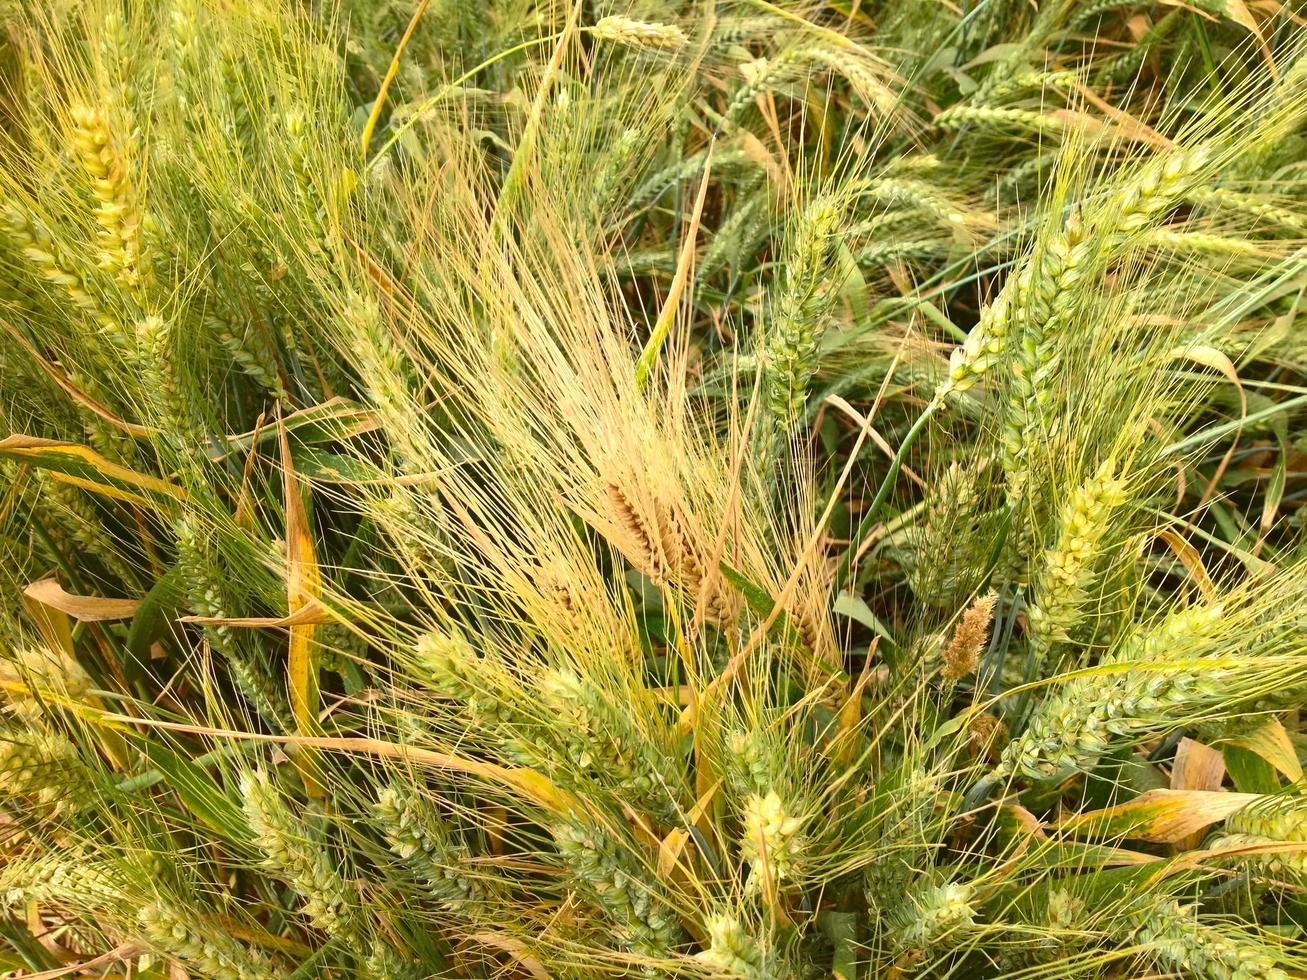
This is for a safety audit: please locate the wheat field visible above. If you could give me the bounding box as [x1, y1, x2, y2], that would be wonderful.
[1, 1, 1307, 977]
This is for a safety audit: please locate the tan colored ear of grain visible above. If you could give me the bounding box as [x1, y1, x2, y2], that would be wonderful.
[942, 590, 998, 681]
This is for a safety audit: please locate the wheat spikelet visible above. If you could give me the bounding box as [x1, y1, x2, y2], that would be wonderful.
[551, 814, 685, 959]
[978, 69, 1079, 105]
[701, 179, 769, 276]
[934, 105, 1066, 133]
[174, 519, 291, 727]
[906, 461, 993, 605]
[1207, 833, 1307, 880]
[1188, 187, 1307, 234]
[602, 477, 670, 584]
[374, 785, 482, 906]
[660, 497, 738, 624]
[998, 226, 1095, 508]
[540, 668, 682, 820]
[799, 42, 898, 115]
[361, 943, 425, 980]
[858, 177, 969, 229]
[598, 470, 737, 625]
[0, 645, 92, 701]
[418, 631, 494, 710]
[204, 311, 287, 402]
[765, 196, 844, 430]
[694, 915, 767, 976]
[1227, 792, 1307, 843]
[138, 901, 277, 980]
[710, 14, 790, 45]
[532, 556, 588, 621]
[721, 50, 805, 127]
[999, 602, 1230, 779]
[241, 769, 356, 934]
[23, 477, 98, 575]
[29, 473, 137, 581]
[341, 293, 415, 434]
[1103, 145, 1214, 245]
[590, 16, 687, 51]
[69, 103, 146, 297]
[891, 881, 977, 955]
[995, 890, 1088, 971]
[740, 789, 805, 894]
[1146, 229, 1265, 256]
[1025, 458, 1128, 657]
[136, 315, 190, 433]
[722, 729, 773, 801]
[1001, 146, 1212, 506]
[935, 290, 1012, 399]
[169, 0, 203, 111]
[990, 148, 1060, 204]
[0, 203, 123, 344]
[0, 853, 122, 915]
[857, 239, 948, 266]
[0, 726, 81, 799]
[591, 127, 646, 215]
[418, 632, 538, 764]
[1130, 900, 1288, 980]
[626, 147, 753, 214]
[1069, 0, 1139, 29]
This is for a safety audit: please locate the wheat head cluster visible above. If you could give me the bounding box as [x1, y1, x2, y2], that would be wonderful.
[1, 0, 1307, 977]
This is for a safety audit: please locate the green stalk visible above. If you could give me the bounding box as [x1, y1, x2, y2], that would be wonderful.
[832, 396, 941, 593]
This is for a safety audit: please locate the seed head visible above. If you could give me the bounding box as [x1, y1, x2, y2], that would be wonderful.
[740, 790, 804, 891]
[942, 590, 998, 681]
[590, 16, 687, 50]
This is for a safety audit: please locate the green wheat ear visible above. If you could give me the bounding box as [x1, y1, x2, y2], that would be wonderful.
[137, 901, 277, 980]
[241, 769, 357, 936]
[1129, 900, 1290, 980]
[1025, 458, 1127, 662]
[764, 195, 844, 431]
[373, 785, 483, 906]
